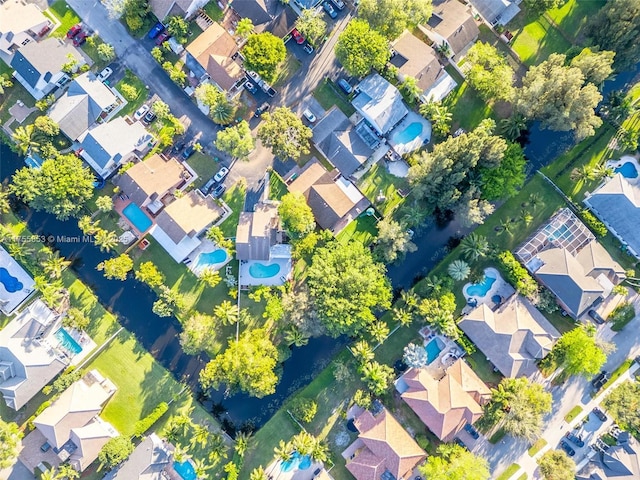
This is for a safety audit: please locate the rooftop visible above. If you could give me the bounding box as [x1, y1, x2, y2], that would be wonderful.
[10, 37, 83, 88]
[236, 203, 281, 261]
[390, 31, 447, 94]
[352, 73, 408, 136]
[425, 0, 479, 55]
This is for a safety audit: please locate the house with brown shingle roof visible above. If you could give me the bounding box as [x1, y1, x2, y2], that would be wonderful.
[397, 359, 490, 441]
[288, 159, 370, 235]
[345, 406, 426, 480]
[419, 0, 479, 62]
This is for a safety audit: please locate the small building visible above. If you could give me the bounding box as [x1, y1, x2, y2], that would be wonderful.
[469, 0, 520, 26]
[390, 30, 457, 102]
[288, 159, 370, 235]
[0, 0, 52, 55]
[236, 203, 282, 261]
[459, 294, 560, 378]
[419, 0, 479, 61]
[10, 37, 84, 100]
[77, 117, 153, 179]
[267, 5, 298, 39]
[577, 431, 640, 480]
[222, 0, 272, 33]
[397, 359, 491, 441]
[49, 72, 123, 141]
[150, 190, 225, 262]
[106, 433, 171, 480]
[352, 73, 408, 136]
[149, 0, 208, 20]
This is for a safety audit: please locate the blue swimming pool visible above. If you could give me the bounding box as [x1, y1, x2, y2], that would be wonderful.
[195, 249, 227, 270]
[425, 338, 444, 364]
[394, 122, 423, 144]
[249, 262, 281, 279]
[281, 452, 312, 472]
[0, 267, 23, 293]
[173, 460, 196, 480]
[122, 203, 152, 232]
[615, 161, 639, 179]
[54, 328, 82, 355]
[465, 273, 497, 297]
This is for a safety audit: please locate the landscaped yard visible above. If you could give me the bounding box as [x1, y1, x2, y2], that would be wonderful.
[44, 0, 81, 38]
[0, 60, 36, 125]
[219, 181, 247, 237]
[357, 162, 409, 218]
[273, 52, 302, 89]
[269, 171, 288, 201]
[443, 82, 494, 132]
[187, 151, 219, 189]
[115, 69, 148, 119]
[496, 463, 521, 480]
[81, 36, 112, 71]
[313, 79, 356, 117]
[546, 0, 605, 43]
[564, 405, 583, 423]
[335, 213, 378, 246]
[202, 0, 223, 21]
[507, 10, 572, 66]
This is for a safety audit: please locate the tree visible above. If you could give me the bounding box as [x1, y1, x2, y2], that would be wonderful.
[523, 0, 567, 16]
[418, 292, 458, 338]
[290, 397, 318, 423]
[403, 342, 428, 368]
[307, 242, 392, 336]
[481, 142, 526, 200]
[0, 419, 22, 469]
[466, 42, 515, 102]
[95, 195, 113, 212]
[41, 250, 71, 279]
[335, 19, 390, 77]
[368, 320, 389, 344]
[11, 154, 94, 220]
[180, 313, 217, 354]
[97, 254, 133, 281]
[359, 360, 394, 395]
[351, 340, 375, 364]
[152, 100, 171, 120]
[210, 96, 236, 125]
[447, 259, 471, 281]
[33, 115, 60, 137]
[200, 268, 221, 287]
[94, 228, 118, 252]
[570, 48, 615, 85]
[162, 61, 187, 86]
[213, 300, 238, 326]
[236, 18, 254, 38]
[0, 186, 10, 215]
[295, 8, 327, 46]
[537, 450, 576, 480]
[277, 192, 315, 239]
[419, 101, 452, 137]
[0, 73, 13, 95]
[61, 53, 79, 74]
[257, 107, 312, 160]
[215, 121, 255, 160]
[199, 329, 279, 398]
[12, 125, 39, 155]
[374, 218, 417, 263]
[516, 53, 602, 141]
[119, 82, 139, 100]
[250, 466, 268, 480]
[603, 380, 640, 434]
[96, 42, 116, 61]
[460, 233, 489, 262]
[98, 436, 134, 469]
[56, 463, 80, 480]
[242, 32, 286, 83]
[419, 444, 490, 480]
[552, 325, 607, 378]
[455, 196, 495, 228]
[62, 307, 90, 331]
[152, 286, 186, 317]
[135, 261, 165, 287]
[588, 0, 640, 71]
[400, 76, 421, 103]
[283, 325, 309, 347]
[166, 15, 189, 43]
[358, 0, 433, 40]
[151, 46, 164, 63]
[500, 113, 527, 141]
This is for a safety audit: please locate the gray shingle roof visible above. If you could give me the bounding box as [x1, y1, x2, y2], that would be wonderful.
[10, 37, 81, 87]
[352, 73, 408, 135]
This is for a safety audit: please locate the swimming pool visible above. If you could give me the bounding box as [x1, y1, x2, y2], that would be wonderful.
[173, 460, 196, 480]
[394, 122, 423, 144]
[122, 203, 152, 232]
[281, 452, 312, 472]
[465, 272, 497, 297]
[0, 267, 23, 293]
[194, 249, 227, 271]
[249, 262, 281, 279]
[615, 162, 638, 179]
[54, 328, 82, 355]
[425, 338, 444, 364]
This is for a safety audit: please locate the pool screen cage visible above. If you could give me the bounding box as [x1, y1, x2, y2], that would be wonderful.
[515, 208, 595, 264]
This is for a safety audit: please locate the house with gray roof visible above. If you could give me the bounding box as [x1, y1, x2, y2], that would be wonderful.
[585, 173, 640, 260]
[49, 72, 122, 141]
[149, 0, 208, 20]
[222, 0, 272, 32]
[419, 0, 479, 61]
[352, 73, 408, 136]
[10, 37, 84, 100]
[577, 431, 640, 480]
[267, 5, 298, 39]
[469, 0, 520, 26]
[312, 107, 373, 178]
[236, 202, 283, 261]
[106, 433, 171, 480]
[0, 0, 52, 55]
[78, 117, 153, 179]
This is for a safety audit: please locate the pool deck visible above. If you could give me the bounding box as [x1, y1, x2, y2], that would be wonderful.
[387, 111, 432, 156]
[462, 267, 515, 313]
[56, 327, 97, 366]
[186, 239, 232, 275]
[606, 154, 640, 185]
[0, 245, 36, 315]
[114, 198, 154, 237]
[418, 327, 464, 379]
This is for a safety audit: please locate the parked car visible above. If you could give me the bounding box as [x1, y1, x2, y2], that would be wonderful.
[182, 144, 197, 159]
[73, 31, 88, 46]
[148, 21, 165, 39]
[66, 24, 82, 39]
[213, 167, 229, 183]
[588, 309, 605, 324]
[337, 78, 353, 94]
[254, 102, 270, 117]
[592, 407, 608, 422]
[565, 432, 585, 448]
[212, 184, 226, 198]
[247, 70, 260, 82]
[323, 1, 338, 18]
[143, 111, 157, 124]
[453, 438, 467, 450]
[245, 81, 258, 94]
[303, 109, 317, 123]
[559, 440, 576, 457]
[171, 141, 186, 154]
[330, 0, 345, 9]
[635, 355, 640, 365]
[133, 104, 149, 121]
[291, 28, 305, 44]
[591, 371, 608, 389]
[155, 32, 170, 46]
[97, 67, 113, 82]
[303, 43, 314, 54]
[464, 423, 480, 440]
[201, 176, 217, 195]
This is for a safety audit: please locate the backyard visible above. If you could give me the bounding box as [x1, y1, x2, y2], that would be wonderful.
[546, 0, 606, 43]
[357, 162, 409, 218]
[443, 82, 495, 132]
[507, 10, 572, 66]
[313, 79, 356, 117]
[0, 60, 36, 125]
[44, 0, 80, 39]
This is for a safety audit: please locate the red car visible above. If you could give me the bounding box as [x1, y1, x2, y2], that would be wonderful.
[66, 24, 82, 39]
[73, 31, 88, 46]
[291, 28, 305, 44]
[155, 32, 170, 45]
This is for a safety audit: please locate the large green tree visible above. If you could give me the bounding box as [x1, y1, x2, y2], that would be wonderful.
[419, 444, 490, 480]
[418, 292, 458, 338]
[588, 0, 640, 71]
[257, 107, 312, 160]
[481, 142, 526, 200]
[570, 48, 615, 85]
[516, 53, 602, 141]
[295, 8, 327, 46]
[179, 313, 217, 355]
[278, 192, 315, 239]
[199, 329, 279, 398]
[552, 325, 607, 378]
[10, 154, 94, 220]
[335, 19, 390, 78]
[537, 450, 576, 480]
[374, 218, 417, 263]
[215, 121, 255, 160]
[307, 242, 392, 337]
[465, 42, 515, 102]
[242, 32, 286, 83]
[523, 0, 567, 16]
[0, 419, 22, 469]
[98, 436, 134, 469]
[603, 381, 640, 434]
[358, 0, 433, 40]
[97, 254, 133, 281]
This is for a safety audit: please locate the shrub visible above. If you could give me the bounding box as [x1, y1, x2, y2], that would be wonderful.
[27, 400, 52, 430]
[457, 333, 477, 355]
[119, 83, 139, 101]
[98, 436, 134, 469]
[289, 397, 318, 423]
[415, 434, 430, 451]
[498, 251, 539, 299]
[133, 402, 169, 436]
[579, 209, 608, 237]
[609, 302, 635, 331]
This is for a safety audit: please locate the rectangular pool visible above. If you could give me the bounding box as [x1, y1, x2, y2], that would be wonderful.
[54, 328, 82, 355]
[425, 338, 444, 364]
[122, 203, 152, 232]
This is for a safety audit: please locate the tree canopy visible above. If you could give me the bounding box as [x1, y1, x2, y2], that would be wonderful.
[257, 107, 312, 160]
[419, 444, 490, 480]
[537, 450, 576, 480]
[242, 32, 286, 83]
[0, 419, 22, 469]
[278, 192, 316, 239]
[215, 121, 255, 160]
[295, 8, 327, 46]
[552, 325, 607, 378]
[523, 0, 566, 16]
[588, 0, 640, 71]
[307, 242, 392, 337]
[179, 313, 217, 355]
[570, 48, 615, 85]
[98, 436, 134, 469]
[480, 142, 527, 200]
[374, 218, 417, 263]
[602, 380, 640, 434]
[358, 0, 433, 40]
[465, 42, 515, 102]
[335, 19, 390, 77]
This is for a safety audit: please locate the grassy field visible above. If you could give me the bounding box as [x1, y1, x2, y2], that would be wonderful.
[269, 171, 288, 201]
[357, 162, 409, 218]
[335, 213, 378, 246]
[115, 69, 148, 119]
[443, 82, 494, 132]
[219, 182, 247, 237]
[45, 0, 80, 38]
[508, 11, 572, 66]
[546, 0, 605, 42]
[273, 53, 302, 89]
[188, 152, 220, 189]
[313, 79, 356, 117]
[202, 0, 223, 21]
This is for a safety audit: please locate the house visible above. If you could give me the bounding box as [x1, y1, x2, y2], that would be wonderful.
[222, 0, 272, 32]
[0, 0, 52, 55]
[577, 431, 640, 480]
[515, 209, 625, 319]
[352, 73, 408, 136]
[77, 117, 153, 179]
[150, 190, 225, 262]
[288, 159, 370, 235]
[33, 369, 118, 472]
[459, 294, 560, 378]
[345, 405, 426, 480]
[149, 0, 208, 20]
[107, 433, 171, 480]
[185, 22, 244, 93]
[469, 0, 520, 26]
[390, 30, 458, 102]
[236, 203, 283, 261]
[0, 299, 66, 411]
[48, 72, 122, 141]
[419, 0, 479, 61]
[114, 154, 192, 214]
[397, 359, 491, 441]
[291, 0, 322, 12]
[312, 107, 373, 178]
[267, 5, 298, 39]
[10, 37, 84, 100]
[584, 173, 640, 260]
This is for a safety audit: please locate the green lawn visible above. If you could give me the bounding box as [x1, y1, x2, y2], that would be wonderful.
[81, 36, 111, 71]
[269, 171, 288, 201]
[188, 152, 219, 189]
[273, 53, 302, 89]
[219, 182, 247, 237]
[496, 464, 521, 480]
[546, 0, 605, 42]
[336, 213, 378, 246]
[528, 438, 547, 456]
[357, 162, 409, 218]
[115, 69, 148, 119]
[45, 0, 81, 38]
[508, 11, 572, 66]
[443, 82, 494, 132]
[564, 405, 583, 423]
[202, 0, 223, 21]
[313, 79, 356, 117]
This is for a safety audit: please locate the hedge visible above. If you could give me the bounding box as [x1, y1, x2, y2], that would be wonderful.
[497, 251, 538, 298]
[133, 402, 169, 437]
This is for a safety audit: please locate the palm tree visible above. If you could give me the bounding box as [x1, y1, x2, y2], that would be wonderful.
[284, 325, 309, 347]
[0, 224, 13, 244]
[56, 464, 80, 479]
[447, 259, 471, 281]
[172, 443, 191, 463]
[192, 458, 211, 479]
[434, 41, 451, 58]
[351, 340, 374, 364]
[310, 440, 329, 463]
[39, 468, 57, 480]
[368, 320, 389, 345]
[235, 18, 254, 38]
[8, 240, 32, 262]
[401, 204, 427, 228]
[190, 424, 210, 450]
[459, 233, 489, 262]
[213, 300, 239, 325]
[207, 433, 227, 465]
[291, 431, 315, 456]
[360, 361, 392, 395]
[591, 163, 614, 180]
[94, 228, 118, 252]
[273, 439, 294, 466]
[199, 268, 221, 287]
[570, 165, 595, 183]
[520, 209, 533, 226]
[392, 307, 413, 327]
[0, 186, 10, 215]
[12, 125, 39, 155]
[497, 218, 514, 236]
[234, 431, 251, 457]
[35, 277, 67, 311]
[211, 97, 236, 125]
[78, 215, 100, 235]
[400, 290, 419, 310]
[500, 113, 527, 141]
[250, 466, 269, 480]
[41, 251, 71, 279]
[528, 193, 542, 211]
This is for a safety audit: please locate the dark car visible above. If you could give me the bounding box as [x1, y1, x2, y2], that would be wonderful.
[588, 309, 605, 324]
[143, 111, 157, 124]
[73, 31, 88, 46]
[171, 141, 186, 154]
[245, 81, 258, 94]
[592, 407, 608, 422]
[182, 144, 196, 159]
[155, 32, 170, 45]
[331, 0, 345, 9]
[66, 24, 82, 39]
[254, 102, 270, 117]
[560, 440, 576, 457]
[464, 423, 480, 440]
[635, 355, 640, 365]
[201, 177, 217, 195]
[565, 432, 585, 448]
[148, 21, 165, 39]
[212, 184, 226, 198]
[453, 438, 467, 450]
[291, 28, 305, 44]
[323, 1, 338, 18]
[591, 371, 608, 389]
[337, 78, 353, 94]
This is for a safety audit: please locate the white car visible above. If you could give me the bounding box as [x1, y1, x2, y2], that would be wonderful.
[133, 104, 149, 121]
[303, 108, 317, 123]
[213, 166, 229, 183]
[97, 67, 112, 82]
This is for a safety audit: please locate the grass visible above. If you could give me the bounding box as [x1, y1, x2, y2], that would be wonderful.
[489, 427, 507, 444]
[609, 302, 636, 331]
[45, 0, 81, 39]
[273, 53, 302, 89]
[546, 0, 606, 42]
[598, 359, 633, 394]
[219, 181, 247, 237]
[202, 0, 223, 21]
[528, 438, 547, 456]
[0, 59, 36, 124]
[466, 350, 503, 386]
[564, 405, 583, 423]
[269, 171, 288, 201]
[188, 152, 219, 189]
[81, 36, 111, 71]
[516, 474, 527, 480]
[508, 10, 572, 66]
[495, 463, 520, 480]
[335, 213, 378, 246]
[115, 69, 148, 119]
[443, 82, 494, 132]
[313, 79, 356, 117]
[357, 162, 409, 218]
